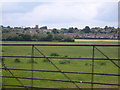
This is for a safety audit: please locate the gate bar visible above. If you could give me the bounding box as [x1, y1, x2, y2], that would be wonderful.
[1, 76, 120, 86]
[1, 55, 120, 61]
[1, 43, 120, 46]
[1, 68, 120, 76]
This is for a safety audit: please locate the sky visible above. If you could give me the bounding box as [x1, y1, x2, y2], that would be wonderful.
[0, 0, 119, 29]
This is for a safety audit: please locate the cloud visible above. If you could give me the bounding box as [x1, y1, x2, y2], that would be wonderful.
[95, 2, 118, 22]
[2, 2, 42, 13]
[1, 1, 118, 28]
[1, 0, 119, 2]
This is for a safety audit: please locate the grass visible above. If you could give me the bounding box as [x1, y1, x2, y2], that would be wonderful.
[2, 40, 119, 88]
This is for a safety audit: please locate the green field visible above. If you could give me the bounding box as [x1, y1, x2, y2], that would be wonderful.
[2, 40, 119, 88]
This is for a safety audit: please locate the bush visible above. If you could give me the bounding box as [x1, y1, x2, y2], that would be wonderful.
[50, 53, 59, 56]
[59, 60, 70, 64]
[0, 58, 5, 63]
[97, 61, 106, 66]
[85, 63, 88, 66]
[14, 58, 21, 63]
[64, 55, 68, 57]
[1, 58, 5, 61]
[43, 58, 50, 62]
[99, 62, 106, 66]
[85, 63, 93, 66]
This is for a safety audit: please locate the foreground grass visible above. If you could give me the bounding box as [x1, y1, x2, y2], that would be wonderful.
[2, 40, 119, 88]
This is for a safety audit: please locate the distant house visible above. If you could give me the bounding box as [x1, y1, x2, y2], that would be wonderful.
[64, 32, 118, 39]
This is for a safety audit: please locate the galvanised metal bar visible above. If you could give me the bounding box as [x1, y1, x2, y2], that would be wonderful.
[1, 84, 51, 89]
[91, 46, 95, 89]
[1, 76, 120, 86]
[118, 57, 120, 89]
[1, 55, 120, 61]
[1, 68, 120, 76]
[1, 43, 120, 46]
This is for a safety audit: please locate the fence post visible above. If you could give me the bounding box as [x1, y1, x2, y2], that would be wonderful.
[31, 45, 34, 90]
[118, 56, 120, 89]
[91, 46, 95, 89]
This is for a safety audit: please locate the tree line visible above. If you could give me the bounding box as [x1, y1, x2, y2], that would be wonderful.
[1, 25, 119, 41]
[2, 33, 74, 42]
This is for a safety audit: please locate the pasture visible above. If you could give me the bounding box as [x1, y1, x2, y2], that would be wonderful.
[1, 40, 119, 88]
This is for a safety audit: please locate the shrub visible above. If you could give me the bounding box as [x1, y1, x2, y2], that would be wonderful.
[85, 63, 88, 66]
[59, 60, 70, 64]
[85, 63, 94, 66]
[43, 58, 50, 62]
[50, 53, 59, 56]
[14, 58, 21, 63]
[0, 58, 5, 64]
[1, 58, 5, 61]
[99, 62, 106, 66]
[97, 61, 106, 66]
[64, 55, 68, 57]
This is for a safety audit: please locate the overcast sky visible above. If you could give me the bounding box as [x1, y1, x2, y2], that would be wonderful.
[0, 0, 119, 29]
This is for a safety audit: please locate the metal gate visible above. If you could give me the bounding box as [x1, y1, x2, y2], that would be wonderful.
[0, 43, 120, 89]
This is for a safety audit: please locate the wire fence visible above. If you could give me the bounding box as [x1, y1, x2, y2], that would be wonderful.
[0, 43, 120, 89]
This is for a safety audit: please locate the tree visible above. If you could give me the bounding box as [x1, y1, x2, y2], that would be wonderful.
[6, 34, 23, 41]
[19, 34, 32, 41]
[75, 27, 78, 30]
[104, 26, 108, 30]
[7, 26, 11, 28]
[32, 34, 40, 41]
[52, 28, 59, 34]
[53, 34, 63, 41]
[2, 29, 11, 33]
[33, 34, 47, 41]
[62, 36, 74, 42]
[68, 27, 74, 33]
[0, 25, 4, 28]
[40, 26, 47, 29]
[60, 28, 68, 33]
[94, 27, 101, 29]
[46, 33, 53, 41]
[83, 26, 91, 33]
[24, 27, 30, 30]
